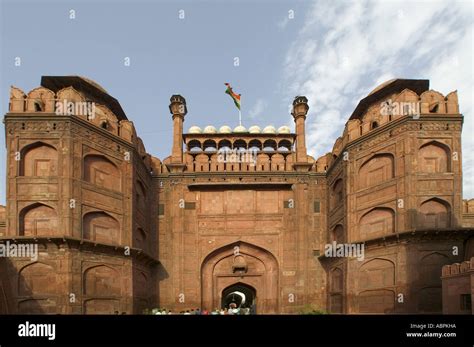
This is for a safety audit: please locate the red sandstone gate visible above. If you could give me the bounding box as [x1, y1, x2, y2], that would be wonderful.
[201, 242, 279, 313]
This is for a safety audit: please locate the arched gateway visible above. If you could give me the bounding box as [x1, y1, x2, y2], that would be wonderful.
[201, 242, 279, 313]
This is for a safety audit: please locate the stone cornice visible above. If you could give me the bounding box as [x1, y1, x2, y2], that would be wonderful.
[0, 236, 159, 265]
[318, 228, 474, 262]
[153, 170, 326, 180]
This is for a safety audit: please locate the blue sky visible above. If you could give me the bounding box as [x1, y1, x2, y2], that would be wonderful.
[0, 0, 473, 204]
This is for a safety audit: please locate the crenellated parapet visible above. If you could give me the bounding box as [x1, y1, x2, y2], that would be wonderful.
[336, 81, 460, 148]
[7, 79, 152, 169]
[442, 257, 474, 277]
[462, 199, 474, 227]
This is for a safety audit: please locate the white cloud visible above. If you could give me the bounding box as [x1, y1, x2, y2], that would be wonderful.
[281, 0, 473, 197]
[248, 98, 267, 120]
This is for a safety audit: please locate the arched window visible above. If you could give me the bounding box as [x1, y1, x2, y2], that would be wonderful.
[263, 139, 277, 152]
[84, 155, 121, 192]
[418, 142, 450, 173]
[20, 142, 58, 176]
[203, 140, 217, 152]
[233, 139, 247, 151]
[248, 139, 262, 151]
[34, 102, 43, 112]
[278, 140, 292, 152]
[371, 121, 379, 129]
[188, 140, 202, 152]
[218, 139, 232, 151]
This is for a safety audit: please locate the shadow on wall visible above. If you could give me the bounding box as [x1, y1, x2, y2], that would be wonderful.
[408, 210, 458, 230]
[0, 258, 46, 314]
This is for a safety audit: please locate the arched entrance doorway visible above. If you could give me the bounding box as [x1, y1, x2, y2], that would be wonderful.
[201, 241, 279, 313]
[221, 282, 256, 312]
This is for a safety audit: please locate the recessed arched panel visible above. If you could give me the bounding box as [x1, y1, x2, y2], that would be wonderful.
[84, 299, 120, 314]
[331, 179, 343, 209]
[330, 267, 343, 293]
[358, 289, 395, 313]
[83, 212, 120, 245]
[418, 287, 442, 313]
[418, 198, 450, 229]
[465, 237, 474, 259]
[359, 258, 395, 290]
[359, 208, 395, 239]
[135, 227, 147, 249]
[83, 265, 121, 296]
[418, 142, 450, 173]
[135, 180, 146, 211]
[84, 155, 121, 192]
[358, 154, 394, 190]
[331, 224, 344, 243]
[18, 262, 58, 296]
[19, 203, 58, 236]
[135, 271, 148, 298]
[20, 142, 58, 176]
[420, 252, 450, 287]
[18, 298, 57, 314]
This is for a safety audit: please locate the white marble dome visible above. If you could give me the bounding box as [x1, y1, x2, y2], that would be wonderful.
[188, 126, 202, 134]
[203, 125, 217, 134]
[219, 125, 232, 134]
[277, 125, 291, 134]
[233, 125, 247, 133]
[263, 125, 276, 134]
[248, 125, 261, 134]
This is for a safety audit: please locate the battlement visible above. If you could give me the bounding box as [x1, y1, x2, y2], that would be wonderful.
[8, 77, 140, 145]
[7, 77, 153, 173]
[315, 79, 461, 172]
[442, 257, 474, 277]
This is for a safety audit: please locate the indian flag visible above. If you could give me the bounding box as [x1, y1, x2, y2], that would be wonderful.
[225, 83, 241, 110]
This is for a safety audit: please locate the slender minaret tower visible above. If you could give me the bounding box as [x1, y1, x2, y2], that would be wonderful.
[291, 96, 312, 171]
[168, 94, 187, 172]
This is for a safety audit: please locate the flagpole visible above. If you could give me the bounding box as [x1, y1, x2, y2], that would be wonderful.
[239, 108, 242, 126]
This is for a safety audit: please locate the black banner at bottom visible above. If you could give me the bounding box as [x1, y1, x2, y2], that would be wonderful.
[0, 314, 472, 346]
